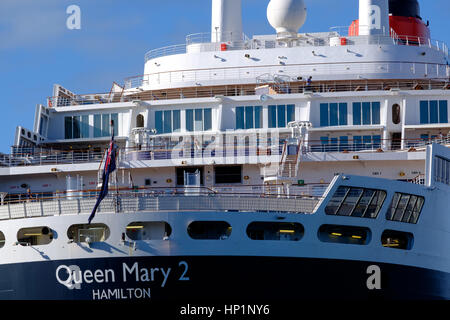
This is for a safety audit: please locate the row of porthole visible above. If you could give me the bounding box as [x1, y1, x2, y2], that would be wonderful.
[0, 221, 414, 250]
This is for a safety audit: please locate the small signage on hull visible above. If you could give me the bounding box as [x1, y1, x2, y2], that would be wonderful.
[55, 260, 190, 300]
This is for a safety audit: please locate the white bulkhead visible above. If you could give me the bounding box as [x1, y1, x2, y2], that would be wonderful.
[211, 0, 243, 43]
[359, 0, 390, 36]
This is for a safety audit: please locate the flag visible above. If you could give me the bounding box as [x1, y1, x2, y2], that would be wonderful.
[88, 128, 117, 224]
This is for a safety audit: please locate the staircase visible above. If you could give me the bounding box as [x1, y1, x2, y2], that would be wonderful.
[263, 121, 311, 195]
[278, 138, 302, 179]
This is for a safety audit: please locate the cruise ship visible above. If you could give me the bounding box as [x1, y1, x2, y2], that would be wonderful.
[0, 0, 449, 300]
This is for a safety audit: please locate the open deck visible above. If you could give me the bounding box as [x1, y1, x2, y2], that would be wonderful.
[0, 188, 322, 221]
[48, 79, 450, 108]
[1, 136, 449, 168]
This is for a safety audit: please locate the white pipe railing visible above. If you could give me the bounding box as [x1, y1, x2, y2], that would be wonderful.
[0, 192, 321, 221]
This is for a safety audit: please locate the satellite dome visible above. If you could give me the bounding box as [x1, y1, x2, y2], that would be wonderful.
[267, 0, 307, 37]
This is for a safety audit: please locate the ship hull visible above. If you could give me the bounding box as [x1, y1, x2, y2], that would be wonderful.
[0, 255, 448, 300]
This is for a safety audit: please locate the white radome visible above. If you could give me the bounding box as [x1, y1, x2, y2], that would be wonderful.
[267, 0, 307, 35]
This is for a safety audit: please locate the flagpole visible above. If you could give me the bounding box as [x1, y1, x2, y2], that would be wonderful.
[88, 119, 118, 224]
[112, 119, 119, 214]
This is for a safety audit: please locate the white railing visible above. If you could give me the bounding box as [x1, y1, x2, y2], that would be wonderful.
[0, 191, 321, 221]
[124, 61, 448, 90]
[143, 27, 448, 63]
[2, 136, 449, 169]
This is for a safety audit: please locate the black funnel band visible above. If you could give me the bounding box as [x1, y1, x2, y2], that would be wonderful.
[389, 0, 421, 19]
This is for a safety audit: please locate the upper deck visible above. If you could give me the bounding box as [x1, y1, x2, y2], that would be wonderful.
[131, 28, 449, 91]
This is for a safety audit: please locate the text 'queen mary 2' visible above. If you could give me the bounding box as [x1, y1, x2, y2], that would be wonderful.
[0, 0, 449, 300]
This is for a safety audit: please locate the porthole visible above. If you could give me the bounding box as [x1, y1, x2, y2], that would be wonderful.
[136, 114, 144, 128]
[318, 224, 371, 245]
[187, 221, 231, 240]
[67, 223, 110, 244]
[0, 231, 5, 248]
[126, 221, 172, 240]
[246, 222, 304, 241]
[392, 104, 401, 124]
[17, 226, 53, 246]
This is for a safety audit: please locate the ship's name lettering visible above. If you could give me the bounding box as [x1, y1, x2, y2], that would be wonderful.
[56, 261, 189, 290]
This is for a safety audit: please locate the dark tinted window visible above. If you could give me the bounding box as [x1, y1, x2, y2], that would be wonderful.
[126, 222, 172, 240]
[386, 193, 424, 224]
[381, 230, 413, 250]
[318, 224, 371, 245]
[325, 186, 386, 219]
[215, 166, 242, 184]
[188, 221, 231, 240]
[247, 222, 304, 241]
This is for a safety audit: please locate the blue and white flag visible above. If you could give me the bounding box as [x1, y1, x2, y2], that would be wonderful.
[88, 128, 117, 224]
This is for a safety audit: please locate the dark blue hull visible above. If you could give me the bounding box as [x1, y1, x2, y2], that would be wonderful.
[0, 256, 448, 300]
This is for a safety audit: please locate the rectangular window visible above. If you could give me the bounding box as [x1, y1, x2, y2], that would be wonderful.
[339, 103, 348, 126]
[65, 116, 89, 139]
[387, 192, 424, 224]
[255, 106, 262, 129]
[111, 113, 118, 136]
[430, 100, 439, 124]
[155, 111, 163, 134]
[287, 104, 295, 123]
[157, 110, 182, 134]
[439, 100, 448, 123]
[81, 115, 89, 138]
[204, 108, 212, 131]
[320, 103, 329, 127]
[94, 114, 101, 138]
[186, 109, 193, 132]
[215, 165, 242, 184]
[236, 106, 262, 129]
[420, 100, 449, 124]
[353, 102, 380, 125]
[173, 110, 181, 132]
[420, 101, 429, 124]
[194, 109, 203, 131]
[268, 105, 277, 128]
[320, 103, 347, 127]
[435, 156, 450, 186]
[329, 103, 338, 126]
[163, 110, 172, 133]
[102, 114, 110, 137]
[186, 108, 211, 132]
[267, 104, 295, 128]
[245, 106, 254, 129]
[325, 186, 386, 219]
[64, 116, 73, 139]
[277, 105, 286, 128]
[73, 116, 81, 139]
[362, 102, 371, 125]
[353, 102, 361, 125]
[371, 102, 380, 125]
[236, 107, 244, 129]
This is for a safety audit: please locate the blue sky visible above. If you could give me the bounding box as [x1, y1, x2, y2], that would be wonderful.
[0, 0, 448, 153]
